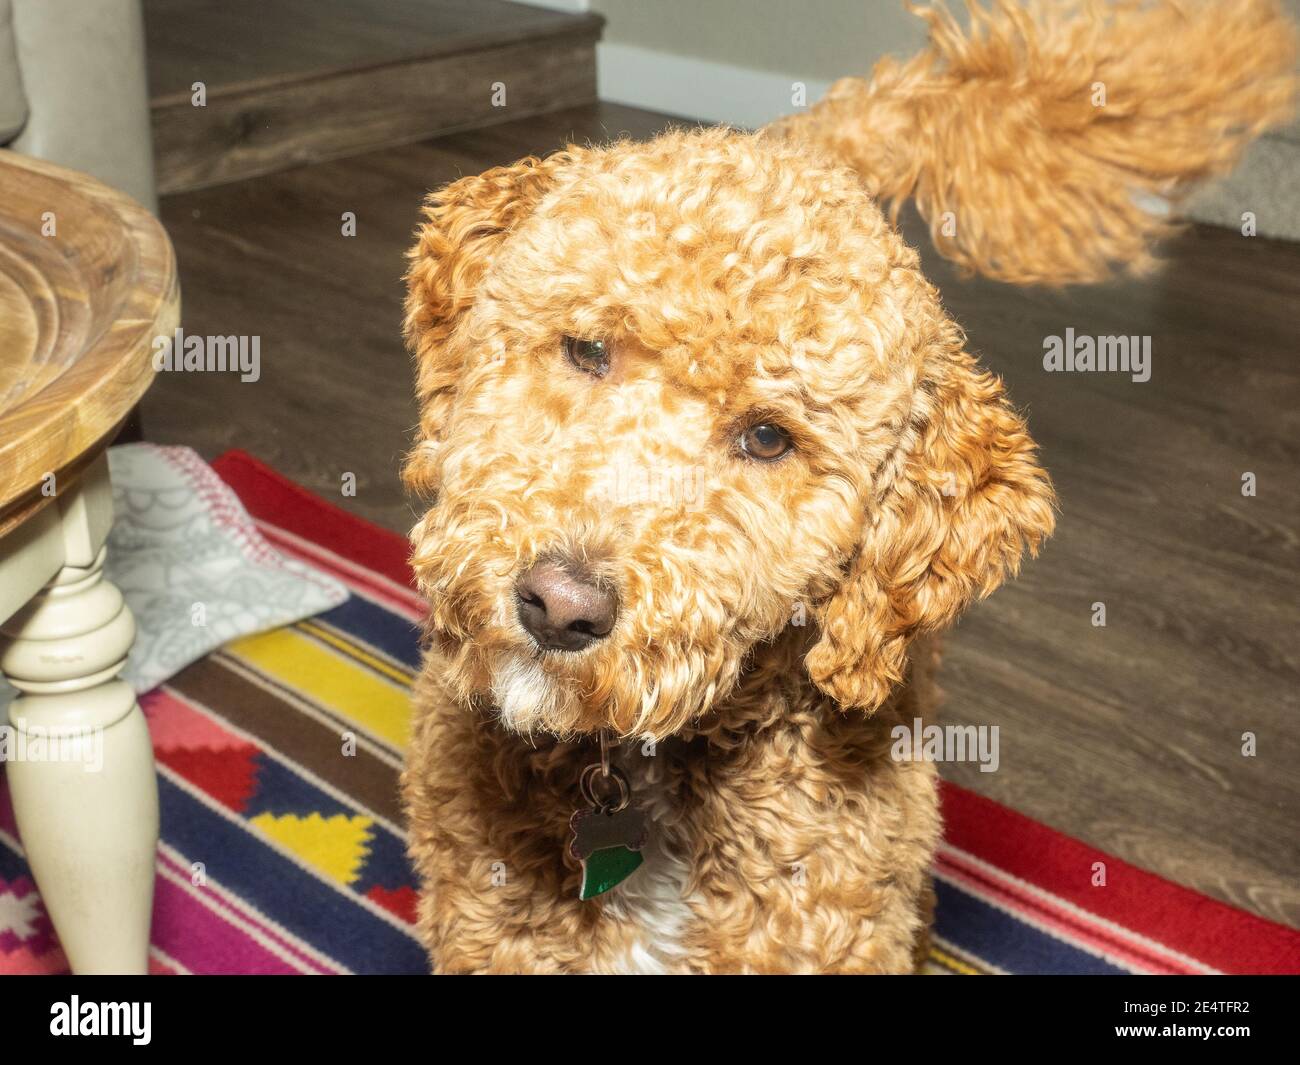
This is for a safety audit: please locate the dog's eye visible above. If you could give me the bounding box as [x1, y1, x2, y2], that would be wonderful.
[563, 336, 610, 377]
[739, 423, 792, 461]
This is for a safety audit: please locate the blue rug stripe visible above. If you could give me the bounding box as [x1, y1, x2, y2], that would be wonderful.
[351, 823, 418, 895]
[315, 595, 422, 670]
[0, 834, 31, 881]
[934, 876, 1128, 975]
[240, 753, 355, 822]
[157, 774, 428, 974]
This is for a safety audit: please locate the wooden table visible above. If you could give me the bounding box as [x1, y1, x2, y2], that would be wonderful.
[0, 150, 179, 973]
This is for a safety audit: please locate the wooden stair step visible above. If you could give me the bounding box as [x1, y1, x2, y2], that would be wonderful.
[146, 0, 603, 194]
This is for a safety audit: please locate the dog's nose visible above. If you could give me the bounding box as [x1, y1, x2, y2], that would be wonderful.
[515, 561, 618, 652]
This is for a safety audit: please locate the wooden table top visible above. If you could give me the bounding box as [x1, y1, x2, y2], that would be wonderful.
[0, 151, 179, 537]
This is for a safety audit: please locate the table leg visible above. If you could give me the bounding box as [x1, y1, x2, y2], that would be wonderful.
[1, 543, 159, 974]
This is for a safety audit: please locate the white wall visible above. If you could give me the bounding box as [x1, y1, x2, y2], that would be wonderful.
[516, 0, 591, 12]
[589, 0, 922, 127]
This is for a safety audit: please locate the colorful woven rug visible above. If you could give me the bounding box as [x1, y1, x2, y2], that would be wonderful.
[1, 451, 1297, 975]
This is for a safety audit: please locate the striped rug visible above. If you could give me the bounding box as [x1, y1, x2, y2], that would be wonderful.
[1, 450, 1296, 975]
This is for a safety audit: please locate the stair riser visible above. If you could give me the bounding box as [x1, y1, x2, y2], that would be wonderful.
[154, 33, 598, 194]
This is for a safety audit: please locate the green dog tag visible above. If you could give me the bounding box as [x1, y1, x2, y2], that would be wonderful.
[579, 845, 644, 900]
[568, 804, 648, 900]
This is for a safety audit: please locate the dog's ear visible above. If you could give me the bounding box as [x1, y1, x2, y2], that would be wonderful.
[805, 316, 1055, 712]
[403, 151, 576, 496]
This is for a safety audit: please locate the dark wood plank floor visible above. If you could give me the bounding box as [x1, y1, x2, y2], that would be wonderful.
[145, 0, 602, 193]
[145, 0, 602, 100]
[148, 102, 1300, 928]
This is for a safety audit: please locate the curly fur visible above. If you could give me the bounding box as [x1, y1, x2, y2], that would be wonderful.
[772, 0, 1298, 283]
[399, 1, 1293, 973]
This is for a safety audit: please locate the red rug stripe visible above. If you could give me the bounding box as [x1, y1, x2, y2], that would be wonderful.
[940, 782, 1300, 974]
[212, 449, 1300, 975]
[210, 450, 413, 591]
[155, 746, 262, 815]
[366, 885, 419, 925]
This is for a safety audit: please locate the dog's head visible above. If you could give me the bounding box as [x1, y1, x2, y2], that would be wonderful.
[404, 127, 1053, 739]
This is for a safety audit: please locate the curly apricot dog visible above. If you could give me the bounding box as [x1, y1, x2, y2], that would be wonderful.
[400, 0, 1295, 973]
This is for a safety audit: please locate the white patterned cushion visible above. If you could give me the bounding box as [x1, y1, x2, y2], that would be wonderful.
[101, 443, 349, 693]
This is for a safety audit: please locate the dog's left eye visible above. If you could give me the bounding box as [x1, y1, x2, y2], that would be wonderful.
[563, 336, 610, 377]
[739, 423, 793, 461]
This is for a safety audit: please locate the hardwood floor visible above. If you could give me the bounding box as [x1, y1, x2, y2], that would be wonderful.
[145, 0, 602, 97]
[917, 213, 1300, 929]
[145, 0, 603, 192]
[148, 102, 1300, 928]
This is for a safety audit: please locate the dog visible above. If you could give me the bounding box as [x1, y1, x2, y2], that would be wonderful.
[399, 0, 1296, 973]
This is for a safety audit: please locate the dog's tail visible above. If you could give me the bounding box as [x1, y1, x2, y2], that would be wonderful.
[768, 0, 1298, 284]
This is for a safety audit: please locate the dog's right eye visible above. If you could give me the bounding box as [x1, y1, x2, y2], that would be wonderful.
[563, 336, 610, 377]
[739, 423, 793, 461]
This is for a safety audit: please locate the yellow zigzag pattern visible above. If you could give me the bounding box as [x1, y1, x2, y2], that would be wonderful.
[250, 812, 374, 885]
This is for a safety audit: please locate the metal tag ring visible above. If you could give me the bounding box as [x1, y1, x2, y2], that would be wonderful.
[579, 762, 630, 813]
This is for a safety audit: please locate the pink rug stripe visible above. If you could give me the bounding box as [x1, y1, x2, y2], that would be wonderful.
[154, 846, 344, 975]
[151, 851, 336, 975]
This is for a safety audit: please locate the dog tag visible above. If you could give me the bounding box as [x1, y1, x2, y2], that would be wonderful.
[568, 805, 648, 900]
[569, 751, 649, 900]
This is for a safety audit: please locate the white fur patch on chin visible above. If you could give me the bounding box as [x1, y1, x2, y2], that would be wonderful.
[490, 652, 560, 732]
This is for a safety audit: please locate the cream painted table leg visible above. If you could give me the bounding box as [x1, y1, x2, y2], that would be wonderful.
[0, 455, 159, 974]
